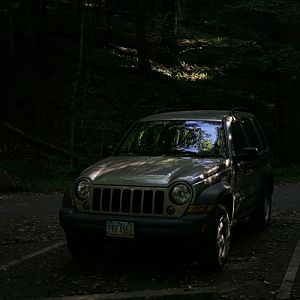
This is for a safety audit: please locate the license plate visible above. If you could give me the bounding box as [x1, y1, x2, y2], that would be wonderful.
[106, 221, 134, 238]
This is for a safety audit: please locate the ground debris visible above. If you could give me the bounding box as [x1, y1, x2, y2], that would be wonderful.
[263, 280, 271, 285]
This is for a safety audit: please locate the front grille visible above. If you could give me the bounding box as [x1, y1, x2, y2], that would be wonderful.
[92, 187, 165, 215]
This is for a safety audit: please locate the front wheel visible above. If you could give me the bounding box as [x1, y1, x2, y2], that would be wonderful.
[206, 205, 231, 271]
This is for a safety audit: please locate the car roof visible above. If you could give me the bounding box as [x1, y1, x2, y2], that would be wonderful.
[141, 110, 255, 122]
[141, 110, 230, 122]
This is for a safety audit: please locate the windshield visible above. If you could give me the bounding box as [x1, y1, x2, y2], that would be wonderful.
[118, 120, 226, 158]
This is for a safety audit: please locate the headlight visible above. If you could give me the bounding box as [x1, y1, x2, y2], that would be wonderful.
[75, 179, 91, 200]
[170, 183, 192, 205]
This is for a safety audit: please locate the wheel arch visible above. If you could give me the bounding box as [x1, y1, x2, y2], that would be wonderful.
[196, 182, 234, 221]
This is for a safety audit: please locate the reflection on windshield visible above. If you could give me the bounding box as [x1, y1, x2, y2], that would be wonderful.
[118, 120, 226, 158]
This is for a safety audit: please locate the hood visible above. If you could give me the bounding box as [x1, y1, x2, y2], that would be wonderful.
[80, 156, 227, 187]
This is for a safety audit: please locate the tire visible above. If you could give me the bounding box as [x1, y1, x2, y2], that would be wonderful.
[253, 187, 272, 229]
[66, 231, 102, 261]
[206, 205, 231, 271]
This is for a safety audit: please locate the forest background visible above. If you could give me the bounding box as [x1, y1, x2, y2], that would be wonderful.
[0, 0, 300, 191]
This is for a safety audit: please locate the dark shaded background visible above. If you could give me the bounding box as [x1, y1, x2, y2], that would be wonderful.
[1, 0, 300, 190]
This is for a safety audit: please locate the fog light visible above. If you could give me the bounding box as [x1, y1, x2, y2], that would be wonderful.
[166, 206, 176, 215]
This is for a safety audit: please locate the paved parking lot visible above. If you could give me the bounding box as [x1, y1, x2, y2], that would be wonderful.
[0, 185, 299, 299]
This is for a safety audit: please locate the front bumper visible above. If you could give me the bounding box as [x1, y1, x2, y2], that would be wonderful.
[59, 207, 212, 240]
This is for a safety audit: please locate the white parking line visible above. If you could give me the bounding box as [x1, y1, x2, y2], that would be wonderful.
[277, 239, 300, 299]
[0, 241, 66, 271]
[41, 286, 228, 300]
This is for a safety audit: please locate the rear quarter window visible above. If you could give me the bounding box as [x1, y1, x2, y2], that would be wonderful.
[241, 118, 262, 151]
[231, 121, 248, 155]
[252, 118, 268, 151]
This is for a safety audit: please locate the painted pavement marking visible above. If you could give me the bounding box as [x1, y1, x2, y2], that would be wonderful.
[40, 286, 228, 300]
[0, 241, 66, 271]
[277, 239, 300, 299]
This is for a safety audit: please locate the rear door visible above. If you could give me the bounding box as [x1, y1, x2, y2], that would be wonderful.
[231, 117, 263, 217]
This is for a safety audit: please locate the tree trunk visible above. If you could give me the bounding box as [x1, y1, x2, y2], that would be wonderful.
[105, 0, 112, 42]
[160, 0, 178, 49]
[74, 0, 83, 19]
[23, 0, 38, 52]
[9, 5, 15, 57]
[136, 0, 150, 72]
[1, 121, 79, 163]
[39, 0, 48, 37]
[70, 13, 84, 167]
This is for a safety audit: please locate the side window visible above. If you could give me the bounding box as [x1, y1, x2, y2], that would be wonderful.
[231, 121, 247, 154]
[252, 118, 268, 151]
[241, 118, 261, 151]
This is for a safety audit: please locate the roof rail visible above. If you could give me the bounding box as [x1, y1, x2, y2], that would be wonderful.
[230, 107, 251, 115]
[154, 108, 187, 114]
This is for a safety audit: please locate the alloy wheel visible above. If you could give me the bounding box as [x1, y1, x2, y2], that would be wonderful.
[216, 215, 230, 265]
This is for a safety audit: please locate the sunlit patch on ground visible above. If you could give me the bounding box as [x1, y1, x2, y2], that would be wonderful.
[179, 36, 228, 47]
[151, 62, 226, 81]
[151, 63, 212, 81]
[179, 35, 262, 48]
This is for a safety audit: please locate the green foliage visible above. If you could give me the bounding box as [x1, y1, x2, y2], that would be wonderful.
[2, 0, 300, 192]
[225, 0, 300, 24]
[0, 159, 74, 193]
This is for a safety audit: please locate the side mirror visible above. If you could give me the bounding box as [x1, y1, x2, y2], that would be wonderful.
[236, 147, 259, 161]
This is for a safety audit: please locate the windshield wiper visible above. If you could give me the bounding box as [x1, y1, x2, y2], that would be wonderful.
[165, 149, 222, 158]
[166, 149, 200, 157]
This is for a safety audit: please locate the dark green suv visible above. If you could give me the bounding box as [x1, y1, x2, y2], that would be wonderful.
[60, 109, 274, 270]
